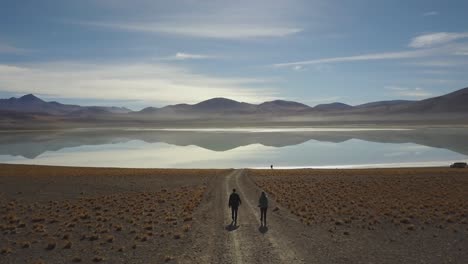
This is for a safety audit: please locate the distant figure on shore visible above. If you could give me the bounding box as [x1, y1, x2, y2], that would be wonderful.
[270, 164, 273, 169]
[228, 189, 241, 225]
[258, 191, 269, 226]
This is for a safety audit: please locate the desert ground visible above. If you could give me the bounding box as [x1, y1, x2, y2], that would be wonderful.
[1, 164, 467, 263]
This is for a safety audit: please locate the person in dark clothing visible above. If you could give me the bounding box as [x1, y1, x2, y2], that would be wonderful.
[258, 191, 268, 226]
[228, 189, 241, 225]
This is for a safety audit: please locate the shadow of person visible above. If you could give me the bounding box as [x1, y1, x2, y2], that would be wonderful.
[258, 225, 268, 234]
[225, 223, 239, 232]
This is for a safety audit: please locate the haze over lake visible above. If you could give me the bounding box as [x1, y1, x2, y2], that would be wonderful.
[1, 127, 467, 168]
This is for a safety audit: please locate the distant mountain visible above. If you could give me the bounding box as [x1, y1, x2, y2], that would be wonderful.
[312, 102, 353, 111]
[0, 94, 132, 115]
[137, 98, 310, 116]
[355, 100, 415, 109]
[257, 100, 310, 113]
[138, 106, 159, 114]
[394, 87, 468, 113]
[1, 87, 468, 128]
[0, 94, 81, 115]
[193, 98, 254, 111]
[137, 98, 257, 116]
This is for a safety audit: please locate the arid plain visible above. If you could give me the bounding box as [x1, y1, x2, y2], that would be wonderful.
[1, 164, 467, 263]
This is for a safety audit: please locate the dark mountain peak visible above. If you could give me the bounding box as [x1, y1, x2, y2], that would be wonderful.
[260, 100, 310, 108]
[197, 97, 239, 104]
[194, 97, 245, 109]
[258, 100, 310, 113]
[18, 94, 44, 103]
[313, 102, 353, 111]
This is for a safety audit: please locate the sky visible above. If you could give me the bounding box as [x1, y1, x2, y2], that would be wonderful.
[1, 0, 468, 110]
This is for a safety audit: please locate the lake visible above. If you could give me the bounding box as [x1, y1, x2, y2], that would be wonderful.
[1, 127, 467, 168]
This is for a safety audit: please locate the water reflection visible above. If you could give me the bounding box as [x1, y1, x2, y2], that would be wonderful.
[0, 128, 467, 168]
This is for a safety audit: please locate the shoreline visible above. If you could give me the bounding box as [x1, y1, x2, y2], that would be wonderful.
[1, 124, 468, 132]
[0, 163, 465, 172]
[1, 161, 465, 170]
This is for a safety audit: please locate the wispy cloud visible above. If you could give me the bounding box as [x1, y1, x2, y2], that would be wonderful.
[422, 11, 438, 16]
[274, 32, 468, 68]
[79, 0, 309, 40]
[174, 52, 214, 60]
[0, 62, 279, 106]
[385, 86, 432, 98]
[81, 21, 302, 39]
[409, 32, 468, 48]
[293, 65, 304, 71]
[273, 49, 433, 67]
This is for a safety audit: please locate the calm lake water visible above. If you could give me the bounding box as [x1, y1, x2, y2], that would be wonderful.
[1, 128, 467, 168]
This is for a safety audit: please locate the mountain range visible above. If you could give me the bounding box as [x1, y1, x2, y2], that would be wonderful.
[1, 87, 468, 128]
[0, 94, 132, 116]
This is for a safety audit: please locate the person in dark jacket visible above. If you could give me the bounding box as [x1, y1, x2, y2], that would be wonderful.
[228, 189, 241, 225]
[258, 192, 268, 226]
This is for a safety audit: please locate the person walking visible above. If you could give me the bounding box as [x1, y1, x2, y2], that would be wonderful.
[258, 191, 268, 227]
[228, 189, 241, 225]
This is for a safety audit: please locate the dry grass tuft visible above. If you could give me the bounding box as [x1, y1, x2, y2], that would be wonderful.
[92, 256, 105, 262]
[1, 247, 13, 255]
[63, 240, 72, 249]
[21, 241, 31, 248]
[250, 168, 468, 233]
[71, 256, 82, 262]
[45, 241, 56, 250]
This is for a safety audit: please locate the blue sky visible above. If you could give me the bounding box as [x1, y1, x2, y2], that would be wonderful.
[1, 0, 467, 110]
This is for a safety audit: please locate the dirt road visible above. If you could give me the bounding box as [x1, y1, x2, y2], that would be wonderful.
[181, 169, 307, 264]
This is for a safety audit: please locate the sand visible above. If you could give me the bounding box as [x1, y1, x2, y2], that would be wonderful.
[1, 164, 467, 263]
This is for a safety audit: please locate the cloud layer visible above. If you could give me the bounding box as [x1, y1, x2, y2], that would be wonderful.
[84, 21, 302, 39]
[409, 32, 468, 48]
[0, 62, 278, 107]
[174, 52, 214, 60]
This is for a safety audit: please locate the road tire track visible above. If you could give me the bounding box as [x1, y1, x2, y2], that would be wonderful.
[182, 169, 306, 264]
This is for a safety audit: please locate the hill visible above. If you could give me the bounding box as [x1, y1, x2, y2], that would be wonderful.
[1, 87, 468, 128]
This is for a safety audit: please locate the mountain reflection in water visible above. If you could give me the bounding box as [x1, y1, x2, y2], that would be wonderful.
[0, 128, 467, 168]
